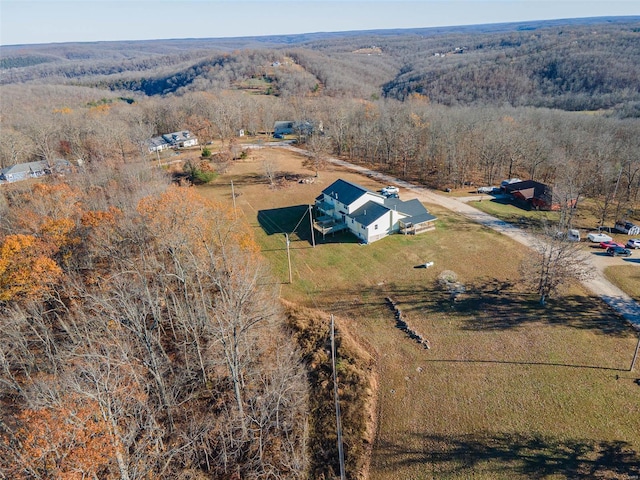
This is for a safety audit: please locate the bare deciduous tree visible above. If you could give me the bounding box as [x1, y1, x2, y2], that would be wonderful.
[521, 224, 593, 306]
[263, 157, 277, 186]
[304, 133, 331, 177]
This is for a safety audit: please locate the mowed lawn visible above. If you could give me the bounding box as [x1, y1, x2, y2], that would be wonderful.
[198, 147, 640, 480]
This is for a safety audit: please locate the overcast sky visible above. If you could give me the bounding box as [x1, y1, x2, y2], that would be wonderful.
[1, 0, 639, 46]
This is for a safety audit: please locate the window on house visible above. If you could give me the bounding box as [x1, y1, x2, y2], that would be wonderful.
[374, 224, 378, 230]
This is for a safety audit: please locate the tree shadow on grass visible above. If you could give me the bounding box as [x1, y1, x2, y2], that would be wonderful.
[320, 279, 636, 337]
[374, 432, 640, 479]
[485, 197, 555, 230]
[448, 285, 633, 336]
[389, 278, 634, 336]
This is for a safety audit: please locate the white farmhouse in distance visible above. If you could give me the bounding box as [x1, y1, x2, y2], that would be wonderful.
[147, 130, 198, 153]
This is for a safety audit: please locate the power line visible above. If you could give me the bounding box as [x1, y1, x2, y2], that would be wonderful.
[290, 206, 310, 237]
[330, 314, 346, 480]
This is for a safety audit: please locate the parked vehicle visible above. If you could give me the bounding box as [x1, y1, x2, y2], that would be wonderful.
[599, 240, 625, 249]
[384, 192, 399, 199]
[606, 246, 632, 257]
[615, 220, 640, 235]
[626, 238, 640, 249]
[381, 186, 399, 195]
[567, 229, 581, 242]
[587, 232, 613, 243]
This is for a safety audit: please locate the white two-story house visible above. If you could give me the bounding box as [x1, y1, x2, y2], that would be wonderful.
[314, 179, 437, 244]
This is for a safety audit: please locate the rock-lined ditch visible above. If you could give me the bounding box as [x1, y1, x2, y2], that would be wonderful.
[385, 297, 430, 349]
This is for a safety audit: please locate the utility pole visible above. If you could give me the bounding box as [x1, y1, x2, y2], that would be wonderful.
[631, 332, 640, 372]
[331, 314, 346, 480]
[308, 204, 316, 248]
[284, 233, 292, 284]
[231, 180, 237, 220]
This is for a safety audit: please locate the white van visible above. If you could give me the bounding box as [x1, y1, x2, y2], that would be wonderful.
[568, 229, 581, 242]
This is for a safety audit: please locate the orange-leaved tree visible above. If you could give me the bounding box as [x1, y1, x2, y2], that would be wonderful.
[0, 234, 62, 302]
[4, 183, 83, 268]
[6, 396, 117, 479]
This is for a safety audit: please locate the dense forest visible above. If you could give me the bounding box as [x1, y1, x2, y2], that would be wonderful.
[1, 16, 640, 479]
[2, 17, 640, 113]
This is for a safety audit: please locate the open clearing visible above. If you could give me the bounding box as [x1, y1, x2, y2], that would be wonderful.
[197, 146, 640, 480]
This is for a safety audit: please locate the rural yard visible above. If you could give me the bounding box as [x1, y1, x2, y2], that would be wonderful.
[305, 147, 640, 330]
[199, 145, 640, 480]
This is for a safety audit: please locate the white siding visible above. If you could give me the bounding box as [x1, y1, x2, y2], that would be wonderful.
[362, 211, 393, 243]
[347, 192, 385, 214]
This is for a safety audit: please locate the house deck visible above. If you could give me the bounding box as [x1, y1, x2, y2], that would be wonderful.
[399, 222, 436, 235]
[313, 216, 348, 236]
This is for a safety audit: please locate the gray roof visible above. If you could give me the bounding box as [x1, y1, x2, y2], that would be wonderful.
[350, 200, 389, 227]
[321, 179, 371, 206]
[0, 160, 47, 176]
[162, 130, 193, 144]
[0, 159, 71, 182]
[384, 198, 437, 224]
[148, 136, 169, 149]
[319, 179, 437, 230]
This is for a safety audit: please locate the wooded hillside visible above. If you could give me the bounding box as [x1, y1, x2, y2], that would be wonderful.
[2, 17, 639, 114]
[1, 16, 640, 479]
[0, 167, 310, 479]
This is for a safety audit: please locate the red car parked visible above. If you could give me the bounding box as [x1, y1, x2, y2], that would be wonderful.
[599, 240, 625, 249]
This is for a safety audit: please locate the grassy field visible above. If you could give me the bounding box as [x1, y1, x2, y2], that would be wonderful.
[197, 148, 640, 480]
[465, 194, 560, 228]
[604, 265, 640, 303]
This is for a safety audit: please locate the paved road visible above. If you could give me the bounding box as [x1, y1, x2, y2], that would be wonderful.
[277, 145, 640, 330]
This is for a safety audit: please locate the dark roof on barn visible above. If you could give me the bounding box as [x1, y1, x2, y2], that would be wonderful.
[504, 180, 552, 204]
[503, 179, 547, 195]
[321, 179, 370, 206]
[350, 201, 389, 227]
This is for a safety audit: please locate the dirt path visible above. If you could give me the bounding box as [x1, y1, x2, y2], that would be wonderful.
[277, 145, 640, 330]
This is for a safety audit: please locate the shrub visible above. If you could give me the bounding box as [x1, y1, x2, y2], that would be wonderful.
[183, 160, 218, 184]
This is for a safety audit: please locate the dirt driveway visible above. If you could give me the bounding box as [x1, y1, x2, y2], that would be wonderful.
[277, 145, 640, 330]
